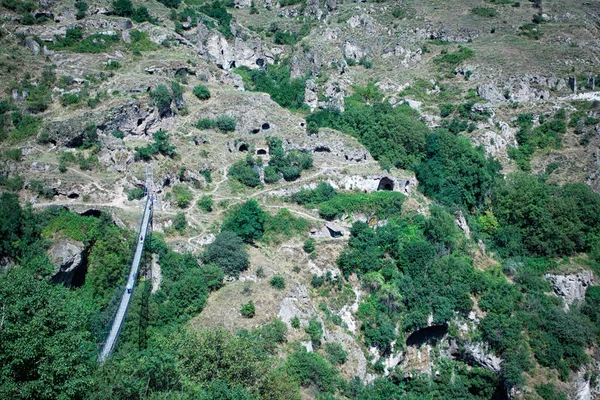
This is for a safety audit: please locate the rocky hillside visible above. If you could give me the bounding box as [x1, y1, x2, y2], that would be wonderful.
[1, 0, 600, 398]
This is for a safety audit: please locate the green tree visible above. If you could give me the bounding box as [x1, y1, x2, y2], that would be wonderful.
[193, 84, 211, 100]
[173, 212, 187, 232]
[215, 115, 236, 132]
[270, 275, 286, 290]
[201, 231, 249, 277]
[222, 200, 266, 242]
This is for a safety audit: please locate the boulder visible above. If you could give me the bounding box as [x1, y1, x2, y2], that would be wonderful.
[461, 341, 503, 373]
[47, 238, 86, 286]
[544, 271, 594, 309]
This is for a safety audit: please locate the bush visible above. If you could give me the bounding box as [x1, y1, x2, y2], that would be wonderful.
[305, 318, 323, 347]
[472, 7, 496, 17]
[193, 84, 211, 100]
[197, 195, 213, 212]
[134, 130, 176, 161]
[285, 348, 339, 391]
[201, 231, 249, 277]
[196, 118, 215, 130]
[228, 155, 262, 188]
[105, 60, 121, 70]
[171, 185, 193, 208]
[240, 300, 255, 318]
[112, 0, 133, 16]
[235, 63, 307, 111]
[270, 275, 285, 290]
[215, 115, 236, 132]
[126, 187, 145, 201]
[222, 200, 265, 242]
[173, 212, 187, 232]
[291, 316, 300, 328]
[151, 84, 172, 115]
[325, 343, 347, 365]
[2, 148, 22, 161]
[303, 238, 315, 253]
[433, 46, 474, 68]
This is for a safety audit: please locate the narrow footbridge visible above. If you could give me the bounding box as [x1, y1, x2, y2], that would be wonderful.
[98, 167, 156, 362]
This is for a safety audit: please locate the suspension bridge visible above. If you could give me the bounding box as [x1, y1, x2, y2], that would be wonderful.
[98, 165, 157, 362]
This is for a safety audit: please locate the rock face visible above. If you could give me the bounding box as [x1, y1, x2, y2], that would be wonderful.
[477, 75, 566, 104]
[460, 341, 503, 373]
[192, 28, 273, 71]
[544, 271, 593, 309]
[336, 174, 416, 195]
[573, 368, 592, 400]
[47, 238, 86, 286]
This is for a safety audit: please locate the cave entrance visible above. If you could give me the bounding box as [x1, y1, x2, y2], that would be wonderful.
[70, 253, 89, 288]
[80, 209, 102, 218]
[261, 123, 270, 130]
[406, 324, 448, 347]
[67, 192, 80, 199]
[256, 148, 268, 155]
[377, 177, 394, 191]
[250, 128, 260, 134]
[314, 146, 331, 153]
[238, 144, 248, 152]
[326, 223, 344, 238]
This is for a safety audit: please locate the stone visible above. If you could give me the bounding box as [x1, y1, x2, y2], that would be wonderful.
[25, 36, 40, 55]
[461, 341, 503, 373]
[47, 238, 86, 286]
[454, 211, 471, 239]
[544, 271, 594, 309]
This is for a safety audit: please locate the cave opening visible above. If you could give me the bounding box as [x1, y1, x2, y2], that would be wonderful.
[314, 146, 331, 153]
[80, 209, 102, 218]
[256, 148, 268, 155]
[261, 122, 270, 130]
[238, 144, 248, 152]
[406, 324, 448, 347]
[377, 177, 394, 191]
[67, 192, 80, 199]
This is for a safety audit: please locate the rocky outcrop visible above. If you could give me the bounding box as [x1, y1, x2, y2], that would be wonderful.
[544, 271, 594, 309]
[477, 75, 567, 105]
[191, 27, 273, 70]
[41, 100, 163, 147]
[47, 238, 86, 286]
[336, 174, 416, 195]
[573, 368, 592, 400]
[454, 211, 471, 239]
[459, 341, 503, 373]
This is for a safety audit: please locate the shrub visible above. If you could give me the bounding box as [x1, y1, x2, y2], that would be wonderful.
[303, 238, 315, 253]
[263, 166, 280, 184]
[193, 84, 211, 100]
[305, 318, 323, 347]
[291, 316, 300, 328]
[240, 300, 255, 318]
[60, 93, 80, 106]
[126, 187, 145, 201]
[311, 274, 324, 288]
[196, 118, 215, 130]
[433, 46, 474, 68]
[2, 148, 22, 161]
[111, 129, 125, 139]
[325, 343, 347, 364]
[215, 115, 236, 132]
[171, 185, 193, 208]
[173, 212, 187, 232]
[472, 7, 496, 17]
[270, 275, 285, 290]
[222, 200, 265, 242]
[105, 60, 121, 70]
[151, 84, 172, 115]
[112, 0, 133, 16]
[197, 195, 213, 212]
[228, 156, 262, 188]
[201, 231, 249, 277]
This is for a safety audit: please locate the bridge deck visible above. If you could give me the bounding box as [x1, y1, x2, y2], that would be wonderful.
[98, 197, 153, 362]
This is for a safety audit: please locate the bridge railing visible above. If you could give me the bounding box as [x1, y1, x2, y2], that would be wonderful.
[98, 196, 152, 362]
